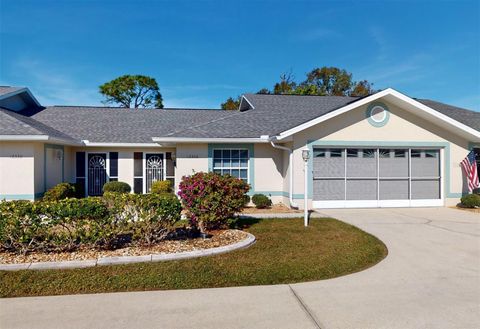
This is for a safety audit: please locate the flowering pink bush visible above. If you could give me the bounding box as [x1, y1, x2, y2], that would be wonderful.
[178, 172, 250, 232]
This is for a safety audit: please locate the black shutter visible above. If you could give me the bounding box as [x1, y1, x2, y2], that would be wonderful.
[109, 152, 118, 177]
[76, 152, 85, 177]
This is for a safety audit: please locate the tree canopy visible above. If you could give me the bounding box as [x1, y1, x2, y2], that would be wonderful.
[99, 75, 164, 108]
[221, 66, 377, 109]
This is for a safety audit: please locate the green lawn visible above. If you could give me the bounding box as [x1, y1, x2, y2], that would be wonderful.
[0, 218, 387, 298]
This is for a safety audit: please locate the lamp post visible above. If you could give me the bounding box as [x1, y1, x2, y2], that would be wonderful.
[302, 149, 310, 227]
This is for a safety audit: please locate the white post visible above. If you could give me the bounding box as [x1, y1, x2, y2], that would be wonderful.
[302, 148, 310, 227]
[304, 158, 308, 227]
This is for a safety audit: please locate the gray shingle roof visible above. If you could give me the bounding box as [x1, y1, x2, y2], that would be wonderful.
[0, 108, 78, 143]
[0, 86, 23, 97]
[416, 99, 480, 131]
[31, 106, 237, 143]
[1, 91, 478, 143]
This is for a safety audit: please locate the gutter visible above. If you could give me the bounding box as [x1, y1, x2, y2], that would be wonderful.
[269, 137, 299, 209]
[151, 137, 270, 143]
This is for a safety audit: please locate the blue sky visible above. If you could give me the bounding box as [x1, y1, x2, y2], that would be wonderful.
[1, 0, 479, 110]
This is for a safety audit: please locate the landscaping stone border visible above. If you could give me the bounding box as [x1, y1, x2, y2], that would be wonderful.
[0, 231, 256, 271]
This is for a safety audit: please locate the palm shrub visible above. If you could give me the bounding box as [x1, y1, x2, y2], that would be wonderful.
[42, 183, 76, 201]
[252, 194, 272, 209]
[178, 172, 250, 232]
[460, 194, 480, 208]
[103, 181, 131, 194]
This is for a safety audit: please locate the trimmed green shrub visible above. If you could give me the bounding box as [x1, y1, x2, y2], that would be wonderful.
[243, 194, 251, 207]
[103, 181, 131, 194]
[151, 180, 172, 194]
[178, 172, 250, 232]
[42, 183, 76, 201]
[252, 194, 272, 209]
[0, 193, 181, 253]
[460, 194, 480, 208]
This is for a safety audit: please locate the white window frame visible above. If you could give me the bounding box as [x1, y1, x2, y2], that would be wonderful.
[212, 148, 250, 183]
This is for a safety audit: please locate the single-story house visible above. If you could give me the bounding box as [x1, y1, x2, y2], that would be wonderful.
[1, 86, 479, 209]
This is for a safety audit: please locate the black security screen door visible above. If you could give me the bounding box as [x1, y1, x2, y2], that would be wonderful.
[87, 153, 107, 196]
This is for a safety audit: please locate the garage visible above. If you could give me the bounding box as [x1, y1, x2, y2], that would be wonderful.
[312, 148, 442, 208]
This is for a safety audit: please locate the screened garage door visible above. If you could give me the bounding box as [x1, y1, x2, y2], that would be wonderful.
[312, 148, 442, 208]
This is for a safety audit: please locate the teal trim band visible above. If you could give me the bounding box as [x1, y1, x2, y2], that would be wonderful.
[208, 143, 255, 193]
[306, 140, 463, 199]
[44, 144, 65, 193]
[366, 102, 390, 128]
[0, 193, 40, 200]
[251, 191, 305, 199]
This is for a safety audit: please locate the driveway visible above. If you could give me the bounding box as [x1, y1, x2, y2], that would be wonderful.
[1, 208, 479, 329]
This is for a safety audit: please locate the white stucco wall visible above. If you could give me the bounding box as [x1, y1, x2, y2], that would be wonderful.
[0, 142, 36, 199]
[290, 100, 472, 208]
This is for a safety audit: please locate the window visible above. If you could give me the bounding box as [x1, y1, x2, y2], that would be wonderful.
[109, 152, 118, 181]
[362, 149, 376, 158]
[347, 149, 358, 158]
[379, 149, 391, 158]
[133, 152, 143, 194]
[313, 149, 326, 158]
[411, 150, 422, 158]
[425, 150, 438, 158]
[213, 149, 249, 182]
[394, 149, 406, 158]
[330, 149, 343, 158]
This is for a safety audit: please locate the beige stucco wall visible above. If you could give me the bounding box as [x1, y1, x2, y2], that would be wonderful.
[0, 142, 36, 199]
[175, 143, 209, 192]
[291, 99, 471, 208]
[252, 143, 285, 203]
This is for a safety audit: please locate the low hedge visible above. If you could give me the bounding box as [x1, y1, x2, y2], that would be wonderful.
[103, 181, 131, 194]
[460, 194, 480, 208]
[151, 180, 172, 194]
[252, 194, 272, 209]
[0, 193, 182, 254]
[42, 183, 77, 201]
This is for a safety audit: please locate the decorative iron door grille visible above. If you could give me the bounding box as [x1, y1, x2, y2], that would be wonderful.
[87, 154, 107, 196]
[145, 153, 164, 193]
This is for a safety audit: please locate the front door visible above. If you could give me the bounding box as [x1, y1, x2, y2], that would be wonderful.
[145, 153, 164, 193]
[87, 153, 107, 196]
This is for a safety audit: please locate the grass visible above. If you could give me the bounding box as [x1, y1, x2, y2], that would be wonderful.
[0, 218, 387, 298]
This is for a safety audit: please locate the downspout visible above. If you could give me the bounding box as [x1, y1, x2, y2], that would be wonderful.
[270, 139, 299, 209]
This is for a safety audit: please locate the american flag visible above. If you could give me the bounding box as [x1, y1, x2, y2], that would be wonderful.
[461, 150, 479, 193]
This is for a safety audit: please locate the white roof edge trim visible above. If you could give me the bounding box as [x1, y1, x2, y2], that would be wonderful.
[276, 88, 480, 140]
[152, 137, 269, 143]
[84, 142, 161, 147]
[0, 87, 41, 107]
[0, 135, 49, 141]
[239, 95, 255, 110]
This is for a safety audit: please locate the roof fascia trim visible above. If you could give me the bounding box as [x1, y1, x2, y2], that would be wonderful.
[275, 88, 480, 140]
[0, 88, 41, 107]
[83, 142, 161, 147]
[152, 137, 269, 143]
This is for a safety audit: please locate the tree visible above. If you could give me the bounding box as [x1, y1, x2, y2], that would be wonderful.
[350, 80, 376, 97]
[99, 75, 164, 108]
[273, 72, 297, 95]
[221, 96, 241, 110]
[256, 88, 271, 94]
[303, 67, 353, 96]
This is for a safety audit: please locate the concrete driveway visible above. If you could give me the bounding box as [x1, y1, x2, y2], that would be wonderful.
[1, 208, 479, 329]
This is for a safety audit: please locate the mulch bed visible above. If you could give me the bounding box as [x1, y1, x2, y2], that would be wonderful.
[0, 229, 247, 264]
[242, 203, 302, 214]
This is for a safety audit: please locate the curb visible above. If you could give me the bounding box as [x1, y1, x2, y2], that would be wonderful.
[239, 212, 324, 219]
[0, 231, 256, 271]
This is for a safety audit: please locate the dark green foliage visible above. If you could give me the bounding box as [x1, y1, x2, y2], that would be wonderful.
[99, 75, 164, 108]
[103, 181, 131, 194]
[42, 183, 76, 201]
[243, 194, 251, 207]
[0, 194, 181, 253]
[178, 172, 250, 232]
[251, 194, 272, 209]
[221, 96, 241, 110]
[460, 194, 480, 208]
[150, 180, 172, 194]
